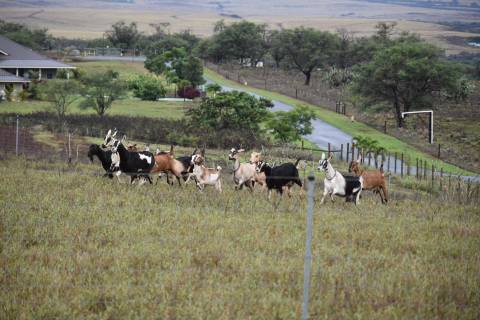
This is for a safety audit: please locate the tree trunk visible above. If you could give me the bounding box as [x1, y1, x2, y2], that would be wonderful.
[304, 71, 311, 86]
[392, 88, 404, 127]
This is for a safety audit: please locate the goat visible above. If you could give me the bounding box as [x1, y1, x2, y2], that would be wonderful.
[103, 130, 155, 184]
[87, 144, 120, 179]
[318, 153, 363, 205]
[149, 145, 185, 186]
[186, 149, 222, 192]
[249, 151, 267, 191]
[228, 148, 256, 191]
[256, 159, 302, 199]
[349, 157, 388, 204]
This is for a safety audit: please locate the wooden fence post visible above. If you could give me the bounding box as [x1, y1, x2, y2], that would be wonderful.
[401, 153, 404, 177]
[328, 143, 331, 156]
[301, 140, 304, 150]
[394, 152, 397, 174]
[384, 120, 387, 133]
[346, 143, 350, 163]
[431, 164, 435, 191]
[416, 158, 419, 180]
[387, 153, 390, 173]
[340, 144, 343, 161]
[406, 158, 410, 176]
[440, 168, 443, 190]
[424, 161, 427, 181]
[368, 152, 371, 166]
[438, 144, 441, 159]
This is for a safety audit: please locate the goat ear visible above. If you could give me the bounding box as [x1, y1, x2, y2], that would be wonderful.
[191, 148, 198, 156]
[321, 152, 325, 160]
[106, 129, 112, 138]
[121, 135, 126, 142]
[170, 144, 174, 155]
[112, 130, 118, 138]
[328, 153, 333, 161]
[201, 147, 205, 157]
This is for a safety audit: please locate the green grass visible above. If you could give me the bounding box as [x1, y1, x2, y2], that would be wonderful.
[0, 99, 190, 119]
[72, 61, 149, 80]
[204, 68, 476, 176]
[1, 158, 479, 319]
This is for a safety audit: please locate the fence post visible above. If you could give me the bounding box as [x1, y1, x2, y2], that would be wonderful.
[437, 144, 441, 159]
[68, 132, 72, 163]
[346, 143, 350, 163]
[394, 152, 397, 174]
[406, 158, 410, 176]
[416, 158, 419, 180]
[368, 152, 371, 166]
[328, 143, 331, 156]
[467, 179, 471, 203]
[15, 114, 19, 156]
[302, 171, 316, 320]
[361, 148, 364, 164]
[351, 144, 355, 161]
[431, 164, 435, 191]
[384, 120, 387, 133]
[440, 168, 443, 191]
[301, 140, 304, 151]
[424, 161, 427, 181]
[401, 153, 404, 177]
[340, 144, 343, 161]
[387, 153, 390, 173]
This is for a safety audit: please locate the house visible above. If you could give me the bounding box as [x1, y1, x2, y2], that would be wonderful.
[0, 35, 75, 99]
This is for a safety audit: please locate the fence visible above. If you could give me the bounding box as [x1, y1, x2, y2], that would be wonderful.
[1, 114, 479, 204]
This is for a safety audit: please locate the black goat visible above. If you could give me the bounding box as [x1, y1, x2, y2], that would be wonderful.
[256, 159, 303, 198]
[110, 139, 155, 184]
[87, 144, 119, 178]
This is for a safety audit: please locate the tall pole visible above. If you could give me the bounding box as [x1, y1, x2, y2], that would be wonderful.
[302, 172, 315, 320]
[15, 114, 19, 156]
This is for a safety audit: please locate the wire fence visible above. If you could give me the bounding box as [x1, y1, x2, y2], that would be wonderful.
[1, 115, 479, 204]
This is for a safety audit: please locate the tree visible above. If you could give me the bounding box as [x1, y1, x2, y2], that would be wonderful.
[186, 91, 272, 132]
[276, 27, 338, 85]
[0, 19, 54, 50]
[267, 30, 287, 68]
[209, 20, 268, 65]
[105, 21, 140, 49]
[266, 105, 315, 142]
[352, 40, 467, 127]
[80, 70, 127, 116]
[40, 79, 82, 120]
[205, 83, 222, 97]
[145, 48, 205, 86]
[128, 75, 166, 101]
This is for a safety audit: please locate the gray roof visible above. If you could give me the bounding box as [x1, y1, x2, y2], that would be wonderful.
[0, 35, 74, 69]
[0, 69, 30, 83]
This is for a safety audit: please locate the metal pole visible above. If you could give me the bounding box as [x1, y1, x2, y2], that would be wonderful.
[302, 171, 315, 320]
[15, 115, 19, 156]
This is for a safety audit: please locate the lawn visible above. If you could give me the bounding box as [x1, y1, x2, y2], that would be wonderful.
[71, 61, 150, 80]
[204, 68, 477, 176]
[0, 99, 190, 120]
[1, 158, 479, 319]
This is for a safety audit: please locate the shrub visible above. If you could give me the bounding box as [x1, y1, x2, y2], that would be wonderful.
[129, 75, 166, 101]
[177, 86, 201, 99]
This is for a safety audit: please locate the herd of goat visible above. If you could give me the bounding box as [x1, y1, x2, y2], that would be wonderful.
[87, 130, 388, 205]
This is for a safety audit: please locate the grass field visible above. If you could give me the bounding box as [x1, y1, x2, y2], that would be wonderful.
[72, 61, 150, 80]
[1, 157, 479, 319]
[205, 68, 477, 176]
[0, 99, 189, 120]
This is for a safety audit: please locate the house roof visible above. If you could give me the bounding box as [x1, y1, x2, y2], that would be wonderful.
[0, 35, 74, 69]
[0, 69, 30, 83]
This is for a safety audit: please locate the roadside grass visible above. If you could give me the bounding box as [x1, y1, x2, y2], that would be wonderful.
[0, 99, 190, 120]
[204, 68, 476, 176]
[1, 158, 479, 319]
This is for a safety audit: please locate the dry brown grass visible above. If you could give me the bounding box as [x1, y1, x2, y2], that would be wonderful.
[0, 1, 479, 54]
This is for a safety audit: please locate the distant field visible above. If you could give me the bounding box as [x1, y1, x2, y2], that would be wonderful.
[1, 0, 479, 54]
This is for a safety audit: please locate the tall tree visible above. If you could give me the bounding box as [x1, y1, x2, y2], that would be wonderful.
[352, 40, 467, 127]
[276, 27, 338, 85]
[105, 21, 140, 49]
[40, 79, 82, 120]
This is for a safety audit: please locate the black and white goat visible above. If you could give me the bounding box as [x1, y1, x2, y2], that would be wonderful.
[318, 153, 363, 205]
[87, 144, 121, 180]
[256, 159, 303, 199]
[103, 130, 155, 184]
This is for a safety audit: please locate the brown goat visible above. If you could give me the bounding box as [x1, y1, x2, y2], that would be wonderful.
[150, 145, 184, 186]
[349, 159, 388, 204]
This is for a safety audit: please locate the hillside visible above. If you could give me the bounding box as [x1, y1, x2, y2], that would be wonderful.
[0, 0, 479, 54]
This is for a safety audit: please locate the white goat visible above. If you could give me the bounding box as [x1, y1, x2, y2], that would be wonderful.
[186, 151, 222, 192]
[318, 153, 363, 205]
[228, 148, 256, 191]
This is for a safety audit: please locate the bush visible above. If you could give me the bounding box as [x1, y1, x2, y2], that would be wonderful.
[129, 75, 166, 101]
[177, 86, 201, 99]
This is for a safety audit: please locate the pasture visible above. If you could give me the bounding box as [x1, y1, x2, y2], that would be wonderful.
[1, 156, 479, 319]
